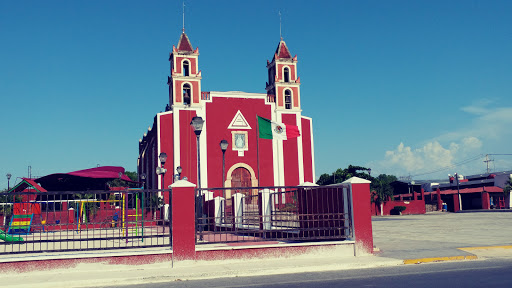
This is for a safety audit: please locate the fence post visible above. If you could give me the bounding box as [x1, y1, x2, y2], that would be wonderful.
[170, 180, 196, 260]
[342, 177, 373, 255]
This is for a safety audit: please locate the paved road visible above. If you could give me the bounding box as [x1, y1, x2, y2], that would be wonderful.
[102, 258, 512, 288]
[372, 211, 512, 260]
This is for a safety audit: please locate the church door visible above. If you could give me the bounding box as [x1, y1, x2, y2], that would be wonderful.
[231, 167, 252, 203]
[231, 167, 251, 188]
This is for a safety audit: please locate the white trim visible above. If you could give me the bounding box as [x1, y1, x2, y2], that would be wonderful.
[173, 109, 181, 180]
[157, 114, 161, 191]
[170, 179, 196, 188]
[275, 113, 285, 186]
[228, 110, 252, 130]
[197, 108, 208, 189]
[302, 115, 316, 182]
[342, 177, 372, 184]
[209, 91, 267, 99]
[181, 81, 193, 105]
[181, 59, 191, 76]
[231, 131, 249, 152]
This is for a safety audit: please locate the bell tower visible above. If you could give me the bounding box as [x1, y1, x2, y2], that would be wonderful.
[266, 39, 301, 111]
[168, 32, 202, 108]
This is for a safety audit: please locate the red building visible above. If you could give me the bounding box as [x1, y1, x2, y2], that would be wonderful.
[138, 32, 315, 193]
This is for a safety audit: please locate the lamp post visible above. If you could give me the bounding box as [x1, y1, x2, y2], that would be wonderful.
[190, 117, 204, 188]
[174, 166, 183, 182]
[157, 152, 168, 191]
[455, 172, 462, 211]
[190, 116, 204, 241]
[220, 140, 228, 188]
[6, 173, 11, 191]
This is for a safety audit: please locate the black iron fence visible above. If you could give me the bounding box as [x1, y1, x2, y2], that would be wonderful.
[0, 189, 171, 255]
[1, 185, 353, 255]
[195, 185, 353, 245]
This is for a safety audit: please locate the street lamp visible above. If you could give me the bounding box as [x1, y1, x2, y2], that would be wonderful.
[190, 117, 204, 188]
[174, 166, 183, 182]
[6, 173, 11, 191]
[454, 173, 462, 211]
[157, 152, 168, 190]
[140, 173, 146, 189]
[190, 116, 204, 241]
[220, 140, 228, 188]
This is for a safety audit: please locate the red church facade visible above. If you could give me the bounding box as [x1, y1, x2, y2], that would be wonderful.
[138, 32, 315, 194]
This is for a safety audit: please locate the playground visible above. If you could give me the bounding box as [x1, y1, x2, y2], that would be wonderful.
[0, 189, 170, 254]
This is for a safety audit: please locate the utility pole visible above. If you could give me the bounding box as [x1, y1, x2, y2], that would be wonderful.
[483, 154, 494, 173]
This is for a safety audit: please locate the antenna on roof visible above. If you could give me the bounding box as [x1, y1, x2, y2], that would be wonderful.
[279, 11, 282, 40]
[182, 1, 186, 33]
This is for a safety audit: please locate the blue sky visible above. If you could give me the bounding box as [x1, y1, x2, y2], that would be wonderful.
[1, 0, 512, 188]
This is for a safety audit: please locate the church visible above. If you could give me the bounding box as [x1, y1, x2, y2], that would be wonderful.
[138, 30, 315, 193]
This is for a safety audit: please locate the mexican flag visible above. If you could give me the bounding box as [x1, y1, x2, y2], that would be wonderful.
[257, 116, 300, 140]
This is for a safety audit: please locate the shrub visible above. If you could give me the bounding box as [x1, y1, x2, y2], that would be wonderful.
[391, 206, 406, 215]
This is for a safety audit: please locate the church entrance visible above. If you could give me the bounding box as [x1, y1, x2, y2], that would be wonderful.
[231, 167, 251, 188]
[231, 167, 253, 203]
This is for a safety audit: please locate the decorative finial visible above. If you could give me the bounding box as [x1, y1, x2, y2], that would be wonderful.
[279, 11, 282, 40]
[182, 1, 185, 33]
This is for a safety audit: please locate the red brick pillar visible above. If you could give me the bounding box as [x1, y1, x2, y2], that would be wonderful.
[482, 192, 490, 210]
[170, 180, 196, 260]
[453, 194, 460, 212]
[420, 188, 425, 201]
[437, 188, 442, 211]
[343, 177, 373, 255]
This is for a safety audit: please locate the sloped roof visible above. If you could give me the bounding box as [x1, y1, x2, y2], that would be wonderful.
[177, 32, 194, 52]
[9, 178, 47, 193]
[274, 40, 292, 59]
[34, 166, 134, 191]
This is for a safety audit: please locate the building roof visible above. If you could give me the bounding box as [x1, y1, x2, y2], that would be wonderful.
[177, 32, 194, 52]
[436, 186, 503, 195]
[8, 178, 48, 193]
[274, 40, 292, 60]
[34, 166, 134, 191]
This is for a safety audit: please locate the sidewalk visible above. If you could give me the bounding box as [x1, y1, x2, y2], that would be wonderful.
[0, 245, 402, 288]
[1, 211, 512, 288]
[372, 211, 512, 263]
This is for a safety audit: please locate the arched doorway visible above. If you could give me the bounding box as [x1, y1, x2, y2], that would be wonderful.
[231, 167, 251, 188]
[230, 167, 255, 204]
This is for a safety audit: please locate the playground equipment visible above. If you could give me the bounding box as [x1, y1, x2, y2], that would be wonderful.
[0, 230, 23, 242]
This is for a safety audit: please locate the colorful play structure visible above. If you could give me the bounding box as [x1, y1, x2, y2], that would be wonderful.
[0, 188, 151, 243]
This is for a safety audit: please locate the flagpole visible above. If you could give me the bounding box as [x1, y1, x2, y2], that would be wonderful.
[256, 115, 260, 187]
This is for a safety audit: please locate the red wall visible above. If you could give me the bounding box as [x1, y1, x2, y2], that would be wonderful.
[301, 117, 313, 183]
[371, 200, 426, 216]
[159, 113, 173, 200]
[205, 97, 274, 187]
[282, 114, 299, 186]
[179, 110, 198, 186]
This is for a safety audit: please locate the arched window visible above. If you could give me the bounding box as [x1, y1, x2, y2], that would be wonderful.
[284, 89, 292, 109]
[183, 60, 190, 76]
[183, 84, 191, 105]
[284, 67, 290, 82]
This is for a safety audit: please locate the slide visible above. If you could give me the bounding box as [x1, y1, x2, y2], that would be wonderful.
[0, 230, 24, 242]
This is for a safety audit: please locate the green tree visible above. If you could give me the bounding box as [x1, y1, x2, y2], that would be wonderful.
[371, 174, 397, 204]
[316, 166, 397, 204]
[107, 171, 139, 188]
[316, 165, 373, 185]
[504, 178, 512, 195]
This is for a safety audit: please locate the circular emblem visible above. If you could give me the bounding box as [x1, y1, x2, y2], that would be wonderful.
[274, 125, 283, 134]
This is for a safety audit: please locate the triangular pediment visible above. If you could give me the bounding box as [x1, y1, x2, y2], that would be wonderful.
[228, 110, 252, 130]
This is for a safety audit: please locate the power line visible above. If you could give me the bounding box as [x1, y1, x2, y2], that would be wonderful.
[408, 154, 484, 178]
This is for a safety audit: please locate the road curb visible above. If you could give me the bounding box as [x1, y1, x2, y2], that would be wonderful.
[403, 255, 478, 265]
[458, 245, 512, 251]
